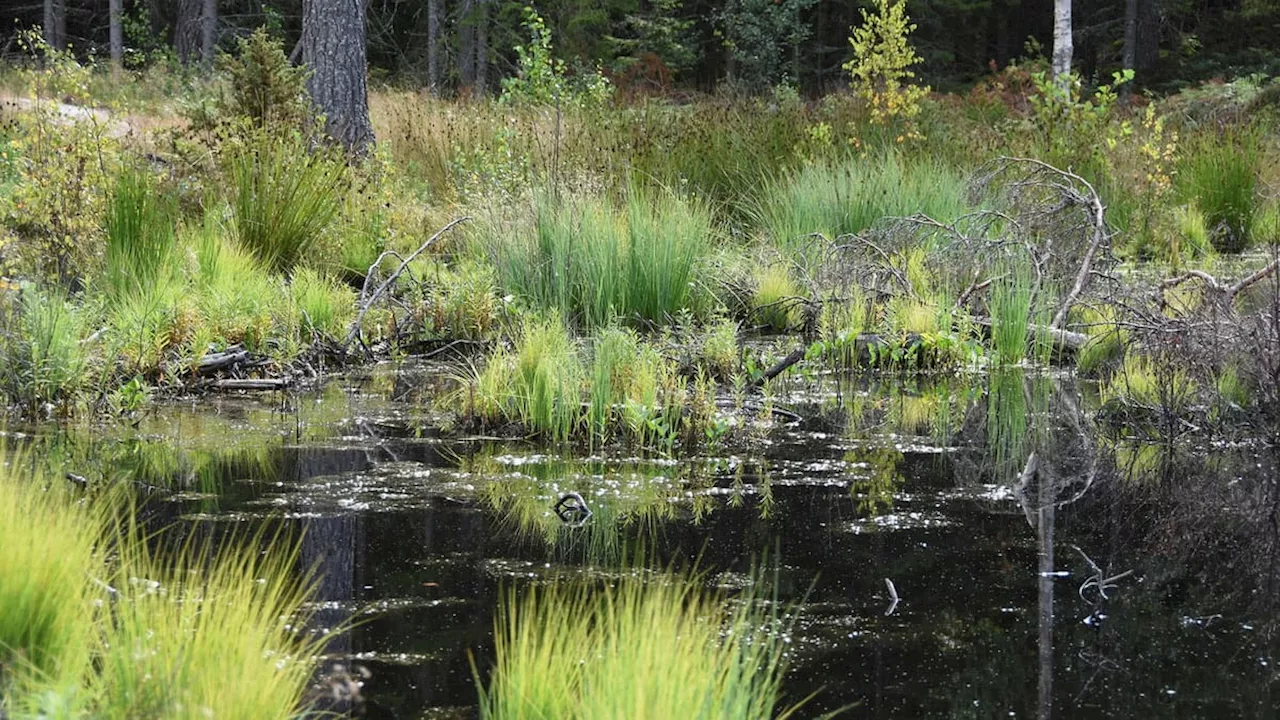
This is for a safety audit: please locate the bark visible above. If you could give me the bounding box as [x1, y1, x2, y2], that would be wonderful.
[474, 0, 488, 95]
[109, 0, 123, 69]
[1052, 0, 1072, 81]
[200, 0, 217, 67]
[175, 0, 202, 64]
[1123, 0, 1137, 73]
[427, 0, 442, 94]
[303, 0, 376, 154]
[43, 0, 66, 50]
[457, 0, 475, 92]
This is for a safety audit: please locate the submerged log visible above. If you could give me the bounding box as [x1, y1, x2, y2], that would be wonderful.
[213, 377, 292, 391]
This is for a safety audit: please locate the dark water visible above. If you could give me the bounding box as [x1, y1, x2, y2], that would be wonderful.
[35, 361, 1280, 718]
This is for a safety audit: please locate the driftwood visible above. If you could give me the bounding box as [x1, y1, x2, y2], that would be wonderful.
[195, 345, 248, 374]
[749, 346, 806, 389]
[213, 378, 292, 391]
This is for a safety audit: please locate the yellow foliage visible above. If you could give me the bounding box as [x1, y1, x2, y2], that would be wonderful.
[843, 0, 930, 131]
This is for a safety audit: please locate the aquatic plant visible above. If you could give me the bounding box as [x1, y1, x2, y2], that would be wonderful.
[478, 571, 796, 719]
[1177, 132, 1259, 254]
[989, 263, 1034, 365]
[0, 451, 105, 696]
[0, 444, 326, 719]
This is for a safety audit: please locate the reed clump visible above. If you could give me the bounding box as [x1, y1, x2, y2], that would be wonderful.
[478, 571, 796, 719]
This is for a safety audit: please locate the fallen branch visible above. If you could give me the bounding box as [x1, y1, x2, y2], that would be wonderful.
[749, 346, 806, 389]
[344, 217, 471, 352]
[213, 378, 292, 391]
[195, 345, 248, 374]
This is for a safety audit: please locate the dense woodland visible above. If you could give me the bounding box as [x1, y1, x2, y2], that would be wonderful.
[6, 0, 1280, 94]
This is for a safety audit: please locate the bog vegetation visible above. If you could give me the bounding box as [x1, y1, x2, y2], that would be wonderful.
[2, 0, 1280, 714]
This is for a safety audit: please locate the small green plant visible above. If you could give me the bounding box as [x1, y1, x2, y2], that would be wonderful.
[500, 7, 614, 107]
[477, 570, 795, 719]
[228, 131, 347, 273]
[751, 262, 802, 332]
[843, 0, 929, 133]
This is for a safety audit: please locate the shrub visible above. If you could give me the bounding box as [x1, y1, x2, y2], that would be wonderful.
[843, 0, 929, 131]
[228, 131, 347, 273]
[1177, 132, 1259, 254]
[478, 571, 794, 719]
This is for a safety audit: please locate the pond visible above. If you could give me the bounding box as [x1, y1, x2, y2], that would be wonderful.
[28, 360, 1280, 718]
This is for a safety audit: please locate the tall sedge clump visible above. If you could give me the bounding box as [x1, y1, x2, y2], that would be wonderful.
[478, 572, 795, 719]
[0, 450, 105, 699]
[228, 132, 347, 273]
[843, 0, 929, 138]
[103, 167, 178, 304]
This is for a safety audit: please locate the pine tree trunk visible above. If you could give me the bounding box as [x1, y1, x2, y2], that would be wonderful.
[457, 0, 475, 93]
[303, 0, 375, 154]
[109, 0, 123, 71]
[201, 0, 218, 67]
[427, 0, 442, 94]
[175, 0, 202, 64]
[1052, 0, 1072, 82]
[474, 0, 488, 95]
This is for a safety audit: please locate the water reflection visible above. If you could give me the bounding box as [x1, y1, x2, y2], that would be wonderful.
[17, 361, 1280, 717]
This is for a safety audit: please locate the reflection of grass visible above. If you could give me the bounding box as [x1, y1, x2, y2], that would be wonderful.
[986, 369, 1051, 484]
[478, 570, 796, 719]
[478, 456, 709, 564]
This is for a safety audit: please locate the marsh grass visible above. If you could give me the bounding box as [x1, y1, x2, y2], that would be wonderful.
[478, 571, 798, 719]
[93, 529, 323, 720]
[192, 214, 289, 350]
[751, 262, 803, 332]
[290, 266, 356, 338]
[103, 167, 178, 304]
[482, 191, 712, 328]
[0, 288, 88, 411]
[757, 155, 968, 267]
[228, 132, 347, 273]
[1178, 132, 1260, 254]
[0, 443, 326, 719]
[989, 263, 1034, 365]
[0, 451, 106, 696]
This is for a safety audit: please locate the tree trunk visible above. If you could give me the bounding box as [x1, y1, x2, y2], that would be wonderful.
[427, 0, 442, 94]
[474, 0, 488, 95]
[303, 0, 376, 154]
[1052, 0, 1072, 81]
[43, 0, 66, 51]
[109, 0, 123, 72]
[457, 0, 475, 94]
[201, 0, 218, 67]
[175, 0, 202, 64]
